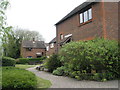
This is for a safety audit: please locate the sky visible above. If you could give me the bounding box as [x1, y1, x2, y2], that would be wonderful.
[6, 0, 86, 43]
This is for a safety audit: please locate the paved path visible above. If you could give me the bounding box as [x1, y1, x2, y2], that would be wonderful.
[27, 67, 119, 88]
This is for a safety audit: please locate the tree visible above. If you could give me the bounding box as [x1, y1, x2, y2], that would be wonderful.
[0, 0, 20, 58]
[0, 0, 9, 56]
[14, 27, 44, 41]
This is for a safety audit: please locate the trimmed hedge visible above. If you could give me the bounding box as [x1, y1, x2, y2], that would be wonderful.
[2, 57, 16, 66]
[59, 38, 120, 81]
[2, 67, 37, 89]
[16, 56, 46, 65]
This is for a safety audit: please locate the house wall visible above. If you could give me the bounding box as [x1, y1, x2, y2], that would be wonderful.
[21, 47, 46, 58]
[103, 2, 118, 40]
[56, 2, 119, 52]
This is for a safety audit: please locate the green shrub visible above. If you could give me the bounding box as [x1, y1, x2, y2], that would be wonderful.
[52, 66, 65, 76]
[2, 56, 16, 66]
[2, 67, 37, 89]
[16, 57, 46, 65]
[16, 58, 29, 64]
[44, 54, 62, 72]
[59, 38, 120, 81]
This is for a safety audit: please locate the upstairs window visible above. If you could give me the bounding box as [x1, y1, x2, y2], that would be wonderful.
[46, 46, 49, 51]
[80, 8, 92, 24]
[50, 43, 54, 48]
[60, 34, 64, 40]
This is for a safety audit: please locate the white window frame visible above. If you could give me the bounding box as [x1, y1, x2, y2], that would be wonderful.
[60, 34, 64, 40]
[50, 43, 54, 48]
[79, 8, 92, 24]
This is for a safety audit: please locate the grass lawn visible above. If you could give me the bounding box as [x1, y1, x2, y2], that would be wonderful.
[15, 64, 38, 69]
[37, 77, 52, 88]
[15, 64, 52, 89]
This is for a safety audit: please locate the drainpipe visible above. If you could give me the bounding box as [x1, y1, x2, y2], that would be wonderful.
[101, 0, 107, 39]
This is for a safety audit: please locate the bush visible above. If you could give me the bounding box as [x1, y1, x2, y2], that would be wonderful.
[2, 56, 16, 66]
[44, 54, 62, 72]
[16, 56, 46, 65]
[16, 58, 29, 64]
[59, 38, 120, 81]
[52, 66, 65, 76]
[2, 67, 37, 89]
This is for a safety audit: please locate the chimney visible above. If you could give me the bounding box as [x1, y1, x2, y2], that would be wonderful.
[33, 38, 35, 43]
[33, 38, 35, 41]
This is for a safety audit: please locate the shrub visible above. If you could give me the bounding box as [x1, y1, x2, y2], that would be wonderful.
[2, 67, 37, 89]
[16, 58, 29, 64]
[52, 66, 65, 76]
[16, 57, 46, 65]
[44, 54, 62, 72]
[2, 56, 16, 66]
[59, 38, 120, 81]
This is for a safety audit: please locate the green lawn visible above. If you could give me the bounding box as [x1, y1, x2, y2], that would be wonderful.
[15, 64, 38, 69]
[15, 64, 52, 89]
[37, 77, 52, 89]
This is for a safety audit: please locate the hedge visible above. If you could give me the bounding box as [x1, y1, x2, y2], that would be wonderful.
[2, 56, 16, 66]
[2, 67, 37, 89]
[16, 56, 46, 65]
[59, 38, 120, 81]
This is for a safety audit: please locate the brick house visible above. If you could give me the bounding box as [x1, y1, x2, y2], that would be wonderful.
[46, 37, 57, 57]
[55, 1, 119, 52]
[21, 40, 46, 58]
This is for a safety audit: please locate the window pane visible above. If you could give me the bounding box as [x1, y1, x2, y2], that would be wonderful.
[60, 34, 63, 40]
[88, 8, 92, 20]
[84, 11, 88, 22]
[80, 13, 83, 23]
[50, 43, 54, 48]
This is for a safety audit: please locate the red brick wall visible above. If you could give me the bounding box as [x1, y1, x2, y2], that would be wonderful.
[56, 2, 119, 52]
[103, 2, 118, 40]
[21, 47, 46, 58]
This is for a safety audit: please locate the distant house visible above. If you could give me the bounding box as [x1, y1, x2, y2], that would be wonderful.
[46, 37, 57, 57]
[55, 1, 119, 52]
[21, 39, 46, 58]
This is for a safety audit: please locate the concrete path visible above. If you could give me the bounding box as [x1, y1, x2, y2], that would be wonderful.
[27, 67, 119, 88]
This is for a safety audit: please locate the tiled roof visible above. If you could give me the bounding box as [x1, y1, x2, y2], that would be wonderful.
[55, 2, 94, 25]
[22, 41, 46, 49]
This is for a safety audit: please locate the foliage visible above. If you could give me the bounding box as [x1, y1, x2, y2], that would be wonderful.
[44, 54, 62, 72]
[16, 57, 46, 65]
[2, 56, 16, 66]
[2, 27, 21, 58]
[14, 27, 44, 41]
[52, 66, 66, 76]
[59, 38, 120, 81]
[2, 67, 37, 89]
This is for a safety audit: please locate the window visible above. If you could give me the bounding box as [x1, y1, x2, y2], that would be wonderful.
[46, 46, 49, 51]
[60, 34, 64, 40]
[26, 48, 32, 51]
[27, 56, 32, 58]
[50, 43, 54, 48]
[88, 8, 92, 20]
[80, 14, 83, 23]
[80, 8, 92, 24]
